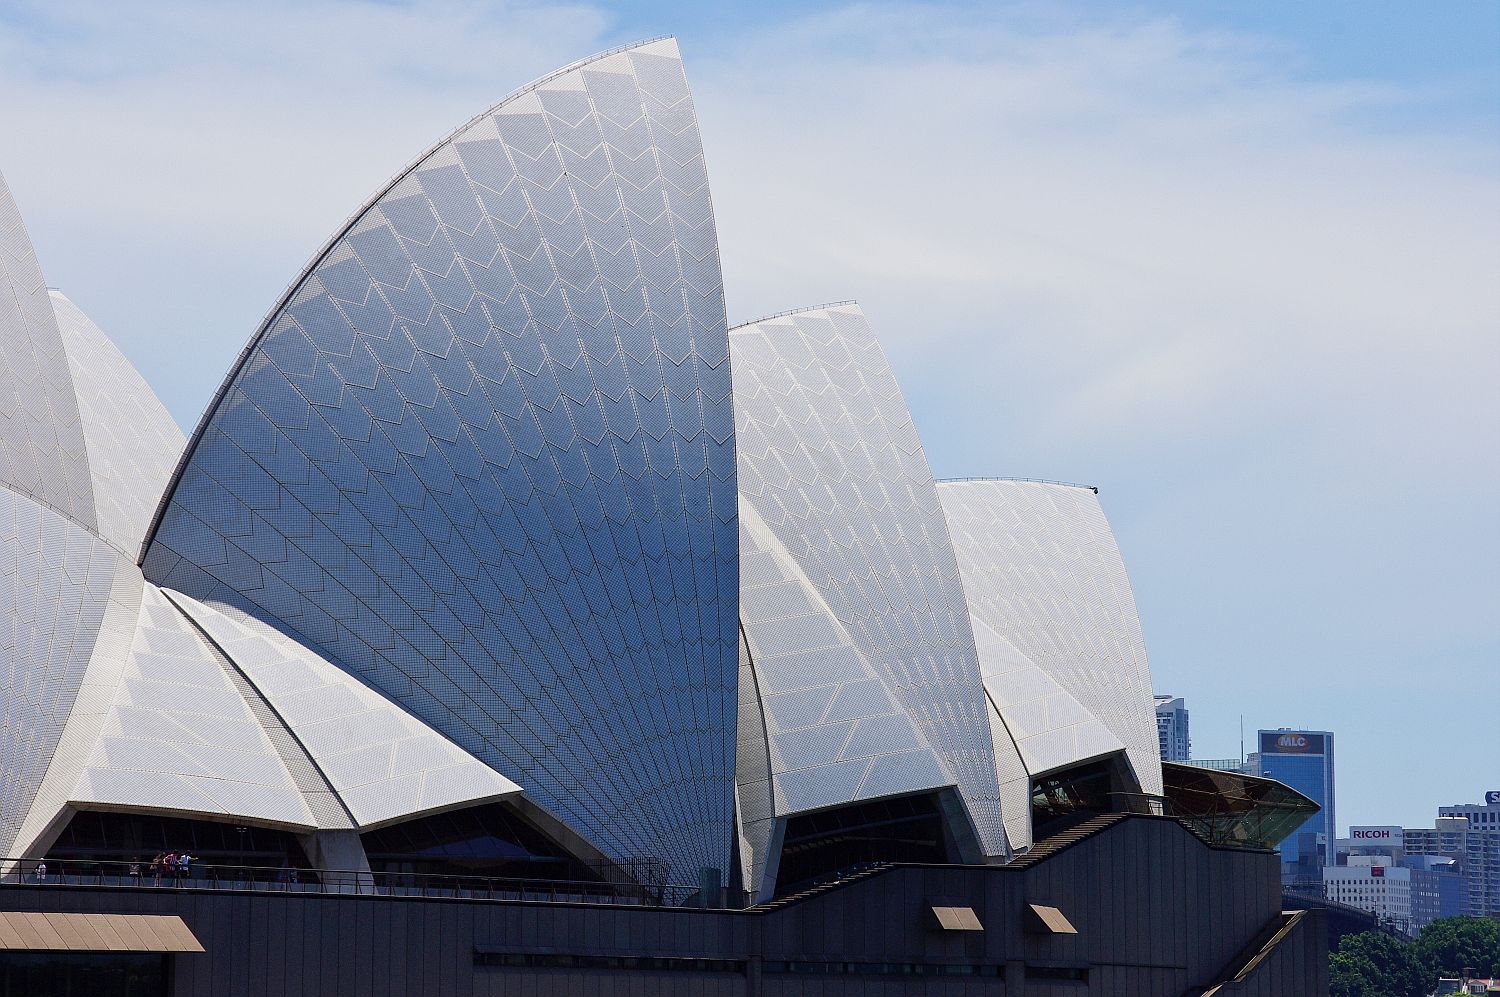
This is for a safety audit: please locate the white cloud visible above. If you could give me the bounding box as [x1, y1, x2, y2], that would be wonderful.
[0, 0, 612, 235]
[692, 6, 1498, 461]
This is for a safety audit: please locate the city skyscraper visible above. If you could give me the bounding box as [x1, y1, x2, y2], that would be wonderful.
[1403, 795, 1500, 917]
[1332, 825, 1469, 934]
[1154, 694, 1191, 762]
[1252, 729, 1336, 883]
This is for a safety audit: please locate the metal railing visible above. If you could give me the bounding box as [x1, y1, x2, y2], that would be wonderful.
[1030, 789, 1167, 828]
[1, 858, 704, 908]
[936, 476, 1099, 493]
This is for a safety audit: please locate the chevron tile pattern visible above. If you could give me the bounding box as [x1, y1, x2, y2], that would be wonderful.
[736, 501, 953, 894]
[70, 585, 320, 830]
[0, 488, 121, 855]
[0, 173, 95, 534]
[50, 291, 186, 558]
[972, 612, 1125, 779]
[970, 611, 1121, 849]
[141, 38, 739, 881]
[939, 479, 1164, 797]
[171, 591, 520, 830]
[730, 303, 1008, 859]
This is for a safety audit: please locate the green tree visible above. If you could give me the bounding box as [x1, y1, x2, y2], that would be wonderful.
[1331, 950, 1380, 997]
[1329, 931, 1429, 997]
[1414, 916, 1500, 979]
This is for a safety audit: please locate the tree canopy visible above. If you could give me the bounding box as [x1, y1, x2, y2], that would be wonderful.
[1330, 918, 1500, 997]
[1331, 931, 1430, 997]
[1415, 916, 1500, 978]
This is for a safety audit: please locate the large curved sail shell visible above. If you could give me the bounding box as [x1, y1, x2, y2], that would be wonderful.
[3, 283, 238, 859]
[731, 303, 1006, 858]
[141, 39, 738, 880]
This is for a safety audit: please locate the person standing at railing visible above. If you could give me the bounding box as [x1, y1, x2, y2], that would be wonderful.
[178, 852, 192, 882]
[33, 860, 46, 883]
[163, 852, 177, 885]
[128, 858, 142, 884]
[149, 853, 163, 885]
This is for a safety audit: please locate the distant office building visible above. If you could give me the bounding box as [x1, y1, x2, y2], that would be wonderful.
[1324, 856, 1413, 935]
[1155, 695, 1191, 762]
[1253, 730, 1336, 882]
[1338, 825, 1404, 862]
[1440, 795, 1500, 829]
[1439, 795, 1500, 916]
[1407, 855, 1468, 930]
[1405, 796, 1500, 917]
[1332, 827, 1466, 933]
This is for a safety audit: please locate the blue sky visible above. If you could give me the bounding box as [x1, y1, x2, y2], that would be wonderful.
[1, 1, 1496, 832]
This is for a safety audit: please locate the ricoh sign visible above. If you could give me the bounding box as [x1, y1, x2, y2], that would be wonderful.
[1350, 826, 1403, 847]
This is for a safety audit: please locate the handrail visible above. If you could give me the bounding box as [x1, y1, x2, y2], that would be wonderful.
[936, 476, 1099, 493]
[0, 858, 705, 908]
[730, 301, 860, 330]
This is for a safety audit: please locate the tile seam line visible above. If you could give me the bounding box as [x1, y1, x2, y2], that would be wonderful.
[160, 588, 361, 831]
[0, 476, 114, 555]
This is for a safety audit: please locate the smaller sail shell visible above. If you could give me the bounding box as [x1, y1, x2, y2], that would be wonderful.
[731, 303, 1008, 858]
[939, 479, 1164, 801]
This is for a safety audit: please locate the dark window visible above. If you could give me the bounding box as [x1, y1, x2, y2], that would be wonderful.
[775, 792, 953, 897]
[0, 953, 167, 996]
[1031, 760, 1116, 836]
[46, 810, 313, 882]
[1026, 964, 1089, 982]
[475, 952, 745, 973]
[362, 802, 599, 884]
[762, 960, 1004, 977]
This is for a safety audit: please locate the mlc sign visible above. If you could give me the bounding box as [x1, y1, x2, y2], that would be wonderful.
[1260, 731, 1326, 755]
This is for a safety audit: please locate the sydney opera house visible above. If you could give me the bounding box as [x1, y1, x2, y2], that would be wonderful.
[2, 37, 1324, 996]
